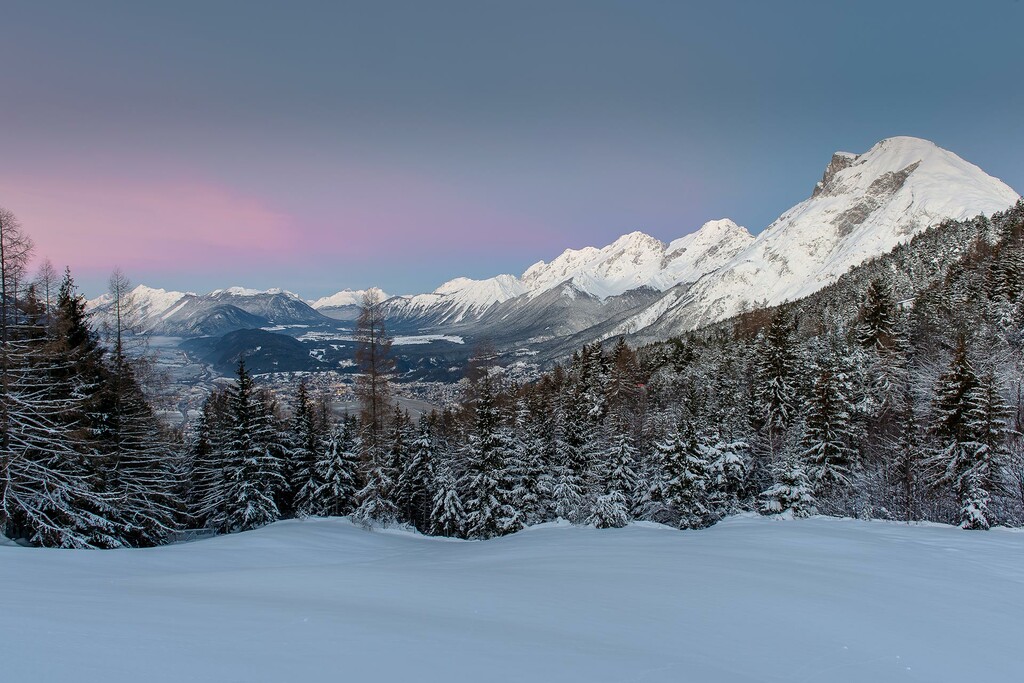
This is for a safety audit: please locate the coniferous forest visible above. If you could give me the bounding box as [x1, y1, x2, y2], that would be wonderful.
[3, 201, 1024, 548]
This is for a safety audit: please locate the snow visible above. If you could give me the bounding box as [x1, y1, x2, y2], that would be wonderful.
[622, 136, 1022, 336]
[210, 286, 302, 299]
[385, 275, 527, 325]
[1, 515, 1021, 682]
[521, 222, 753, 300]
[310, 287, 389, 309]
[86, 285, 192, 331]
[385, 220, 753, 324]
[392, 334, 465, 345]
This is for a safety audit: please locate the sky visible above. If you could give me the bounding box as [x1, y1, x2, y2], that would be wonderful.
[1, 1, 1021, 299]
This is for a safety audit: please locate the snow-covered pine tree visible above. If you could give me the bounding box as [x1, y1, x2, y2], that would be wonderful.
[461, 374, 521, 538]
[589, 430, 638, 527]
[753, 310, 799, 458]
[588, 491, 630, 529]
[509, 399, 546, 525]
[220, 359, 285, 533]
[311, 416, 360, 517]
[889, 383, 926, 522]
[187, 388, 232, 529]
[800, 358, 857, 512]
[98, 357, 182, 546]
[706, 432, 751, 514]
[430, 454, 466, 538]
[656, 415, 714, 529]
[0, 230, 120, 548]
[857, 278, 899, 351]
[353, 407, 405, 527]
[288, 381, 324, 517]
[760, 455, 817, 518]
[553, 371, 604, 525]
[398, 415, 436, 531]
[928, 337, 1010, 529]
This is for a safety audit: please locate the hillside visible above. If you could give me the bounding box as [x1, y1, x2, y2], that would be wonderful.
[1, 516, 1020, 682]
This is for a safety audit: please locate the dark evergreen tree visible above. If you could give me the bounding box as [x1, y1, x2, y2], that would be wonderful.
[462, 375, 521, 538]
[219, 359, 285, 532]
[398, 415, 436, 531]
[311, 417, 360, 517]
[928, 338, 1009, 529]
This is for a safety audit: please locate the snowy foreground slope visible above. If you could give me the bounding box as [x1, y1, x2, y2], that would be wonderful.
[2, 516, 1021, 682]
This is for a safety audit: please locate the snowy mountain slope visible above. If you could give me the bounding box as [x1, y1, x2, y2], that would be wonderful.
[384, 274, 528, 326]
[617, 136, 1020, 340]
[88, 285, 334, 337]
[86, 137, 1019, 354]
[310, 288, 391, 321]
[381, 218, 752, 330]
[309, 287, 390, 310]
[522, 220, 753, 298]
[2, 515, 1021, 682]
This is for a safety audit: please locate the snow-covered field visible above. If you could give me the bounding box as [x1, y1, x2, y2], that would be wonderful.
[2, 515, 1021, 682]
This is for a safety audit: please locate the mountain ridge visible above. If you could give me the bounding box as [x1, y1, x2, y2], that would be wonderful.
[87, 136, 1019, 353]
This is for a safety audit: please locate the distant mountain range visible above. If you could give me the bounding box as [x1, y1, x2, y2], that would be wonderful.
[89, 136, 1020, 367]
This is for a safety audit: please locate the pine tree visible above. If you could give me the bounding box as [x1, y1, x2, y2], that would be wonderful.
[311, 417, 360, 517]
[707, 433, 750, 513]
[553, 384, 599, 524]
[801, 361, 856, 509]
[430, 455, 466, 538]
[98, 358, 182, 546]
[760, 455, 817, 518]
[588, 491, 630, 529]
[462, 375, 521, 538]
[656, 417, 714, 529]
[188, 389, 232, 528]
[509, 399, 546, 525]
[889, 383, 925, 522]
[857, 278, 899, 350]
[353, 408, 402, 528]
[928, 338, 1009, 529]
[593, 430, 639, 525]
[288, 381, 323, 517]
[753, 310, 798, 457]
[398, 415, 436, 531]
[220, 359, 284, 533]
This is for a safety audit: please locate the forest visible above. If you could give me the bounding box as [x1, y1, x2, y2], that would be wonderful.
[2, 201, 1024, 548]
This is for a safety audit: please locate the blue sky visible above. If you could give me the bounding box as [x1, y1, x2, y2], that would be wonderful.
[1, 1, 1021, 297]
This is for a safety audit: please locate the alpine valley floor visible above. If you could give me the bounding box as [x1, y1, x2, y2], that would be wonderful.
[2, 515, 1021, 682]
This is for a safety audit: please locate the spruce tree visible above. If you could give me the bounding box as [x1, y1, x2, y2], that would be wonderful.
[288, 381, 323, 517]
[593, 430, 639, 525]
[753, 310, 798, 457]
[353, 408, 402, 527]
[398, 415, 436, 531]
[928, 338, 1009, 529]
[220, 359, 284, 532]
[311, 417, 360, 517]
[462, 375, 521, 538]
[760, 455, 817, 518]
[857, 278, 899, 350]
[656, 417, 713, 529]
[430, 455, 466, 538]
[801, 362, 856, 509]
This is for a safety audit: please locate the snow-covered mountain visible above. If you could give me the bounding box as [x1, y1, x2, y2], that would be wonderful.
[382, 218, 753, 328]
[611, 136, 1020, 340]
[87, 136, 1020, 355]
[310, 287, 390, 321]
[88, 286, 334, 337]
[310, 287, 390, 310]
[374, 136, 1018, 349]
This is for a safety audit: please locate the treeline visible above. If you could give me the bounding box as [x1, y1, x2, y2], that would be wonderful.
[4, 202, 1024, 548]
[179, 202, 1024, 538]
